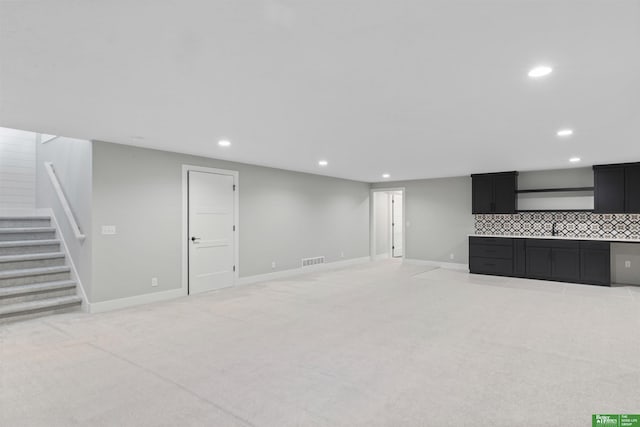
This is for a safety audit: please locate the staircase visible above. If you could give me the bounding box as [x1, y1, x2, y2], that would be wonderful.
[0, 215, 82, 323]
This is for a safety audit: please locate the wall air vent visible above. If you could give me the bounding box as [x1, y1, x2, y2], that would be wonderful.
[301, 256, 325, 268]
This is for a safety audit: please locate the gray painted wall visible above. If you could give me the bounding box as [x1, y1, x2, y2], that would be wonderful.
[372, 176, 474, 264]
[35, 137, 93, 299]
[91, 141, 370, 303]
[518, 167, 593, 190]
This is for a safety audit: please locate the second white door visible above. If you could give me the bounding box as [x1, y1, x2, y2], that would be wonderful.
[188, 170, 235, 294]
[392, 192, 403, 257]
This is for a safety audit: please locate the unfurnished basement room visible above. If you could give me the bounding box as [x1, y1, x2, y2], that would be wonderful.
[1, 2, 640, 427]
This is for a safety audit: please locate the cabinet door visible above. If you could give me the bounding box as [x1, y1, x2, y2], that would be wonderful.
[580, 247, 611, 286]
[493, 173, 517, 214]
[594, 166, 625, 213]
[513, 239, 526, 277]
[551, 248, 580, 282]
[625, 164, 640, 213]
[472, 175, 493, 214]
[526, 247, 552, 279]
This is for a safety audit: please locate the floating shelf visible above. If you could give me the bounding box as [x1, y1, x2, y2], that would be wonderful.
[516, 187, 594, 194]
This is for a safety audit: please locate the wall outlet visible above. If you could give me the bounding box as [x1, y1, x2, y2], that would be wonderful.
[271, 261, 276, 269]
[341, 251, 345, 258]
[449, 253, 455, 260]
[625, 260, 631, 269]
[101, 225, 117, 235]
[151, 277, 158, 287]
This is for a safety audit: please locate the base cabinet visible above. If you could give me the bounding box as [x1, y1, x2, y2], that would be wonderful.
[580, 242, 611, 285]
[470, 237, 611, 286]
[526, 246, 552, 279]
[551, 247, 581, 282]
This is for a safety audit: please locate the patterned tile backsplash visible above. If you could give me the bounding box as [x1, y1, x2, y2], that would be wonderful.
[475, 212, 640, 240]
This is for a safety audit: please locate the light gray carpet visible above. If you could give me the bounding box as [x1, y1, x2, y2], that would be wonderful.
[1, 260, 639, 426]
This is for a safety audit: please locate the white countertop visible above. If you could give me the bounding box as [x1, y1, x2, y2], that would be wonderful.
[469, 234, 640, 243]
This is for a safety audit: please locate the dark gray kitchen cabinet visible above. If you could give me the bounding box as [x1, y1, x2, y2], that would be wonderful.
[513, 239, 526, 277]
[471, 175, 493, 214]
[469, 237, 514, 276]
[471, 172, 517, 214]
[470, 237, 613, 286]
[526, 240, 580, 283]
[580, 242, 611, 286]
[551, 245, 581, 282]
[625, 164, 640, 213]
[525, 245, 552, 280]
[594, 162, 640, 213]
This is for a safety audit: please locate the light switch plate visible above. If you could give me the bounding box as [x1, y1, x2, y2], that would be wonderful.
[102, 225, 117, 235]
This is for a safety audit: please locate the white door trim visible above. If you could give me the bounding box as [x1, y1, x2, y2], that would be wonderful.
[370, 187, 406, 260]
[182, 165, 240, 295]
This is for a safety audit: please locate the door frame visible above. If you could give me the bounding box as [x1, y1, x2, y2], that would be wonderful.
[181, 165, 240, 295]
[370, 187, 405, 260]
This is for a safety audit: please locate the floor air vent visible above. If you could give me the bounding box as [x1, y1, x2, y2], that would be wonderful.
[302, 256, 325, 268]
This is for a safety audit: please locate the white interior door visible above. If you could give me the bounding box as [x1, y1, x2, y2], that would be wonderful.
[188, 171, 235, 294]
[392, 192, 404, 257]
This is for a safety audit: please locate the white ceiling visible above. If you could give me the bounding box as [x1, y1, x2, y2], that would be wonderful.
[1, 0, 639, 182]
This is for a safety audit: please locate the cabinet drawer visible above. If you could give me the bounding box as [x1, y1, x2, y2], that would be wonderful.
[580, 241, 610, 251]
[470, 236, 513, 246]
[469, 244, 513, 259]
[526, 239, 579, 250]
[470, 257, 513, 276]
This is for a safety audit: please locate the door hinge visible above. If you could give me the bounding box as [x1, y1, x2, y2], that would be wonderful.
[233, 225, 236, 231]
[233, 184, 236, 191]
[233, 265, 236, 272]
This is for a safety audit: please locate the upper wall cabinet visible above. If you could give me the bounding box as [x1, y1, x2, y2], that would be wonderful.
[593, 163, 640, 213]
[471, 172, 518, 214]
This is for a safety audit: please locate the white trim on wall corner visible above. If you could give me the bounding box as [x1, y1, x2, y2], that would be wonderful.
[237, 256, 372, 286]
[403, 258, 469, 271]
[89, 288, 186, 314]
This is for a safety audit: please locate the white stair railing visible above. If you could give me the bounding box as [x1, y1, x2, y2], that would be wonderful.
[44, 162, 86, 241]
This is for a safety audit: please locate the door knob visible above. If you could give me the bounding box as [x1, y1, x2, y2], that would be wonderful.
[191, 237, 201, 242]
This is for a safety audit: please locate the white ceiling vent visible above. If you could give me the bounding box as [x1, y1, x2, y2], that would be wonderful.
[302, 256, 325, 268]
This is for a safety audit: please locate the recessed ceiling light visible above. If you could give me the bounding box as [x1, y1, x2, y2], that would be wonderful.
[318, 160, 328, 167]
[569, 157, 581, 163]
[382, 173, 390, 179]
[557, 129, 574, 137]
[218, 139, 231, 147]
[528, 66, 553, 78]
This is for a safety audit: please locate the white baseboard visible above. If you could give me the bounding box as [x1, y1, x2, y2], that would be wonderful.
[89, 288, 186, 314]
[403, 258, 469, 271]
[237, 256, 372, 286]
